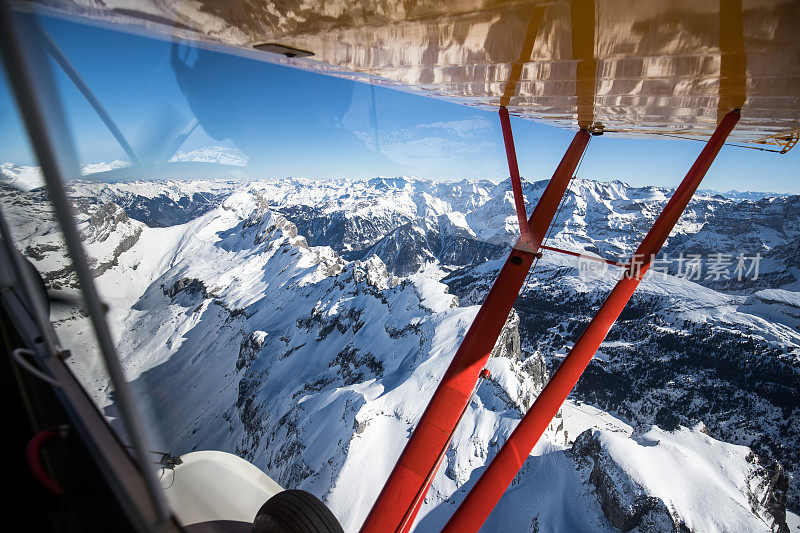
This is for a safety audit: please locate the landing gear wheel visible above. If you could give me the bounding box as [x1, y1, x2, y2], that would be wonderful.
[252, 489, 344, 533]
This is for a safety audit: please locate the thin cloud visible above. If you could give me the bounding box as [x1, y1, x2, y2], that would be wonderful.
[352, 116, 502, 177]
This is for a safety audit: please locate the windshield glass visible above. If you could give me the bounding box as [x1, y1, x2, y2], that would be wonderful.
[2, 6, 799, 532]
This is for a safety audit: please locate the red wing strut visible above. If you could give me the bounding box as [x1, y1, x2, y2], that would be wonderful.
[360, 127, 590, 533]
[442, 109, 741, 533]
[499, 106, 535, 249]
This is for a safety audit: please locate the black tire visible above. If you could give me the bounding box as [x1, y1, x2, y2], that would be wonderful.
[252, 490, 344, 533]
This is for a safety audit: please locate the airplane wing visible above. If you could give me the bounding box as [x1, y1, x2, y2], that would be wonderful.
[19, 0, 800, 151]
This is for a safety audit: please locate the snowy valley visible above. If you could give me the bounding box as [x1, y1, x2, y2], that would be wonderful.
[1, 173, 798, 532]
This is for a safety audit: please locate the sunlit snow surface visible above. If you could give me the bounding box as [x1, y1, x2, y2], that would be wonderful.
[0, 174, 796, 531]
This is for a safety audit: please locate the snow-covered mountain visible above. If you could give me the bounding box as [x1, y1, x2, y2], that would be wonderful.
[0, 160, 130, 191]
[1, 174, 796, 532]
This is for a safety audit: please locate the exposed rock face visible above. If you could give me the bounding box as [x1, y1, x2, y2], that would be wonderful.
[80, 203, 144, 276]
[487, 309, 549, 415]
[745, 452, 791, 533]
[83, 201, 130, 241]
[571, 426, 790, 533]
[493, 309, 522, 361]
[164, 277, 209, 299]
[0, 193, 145, 287]
[572, 429, 677, 532]
[237, 330, 268, 371]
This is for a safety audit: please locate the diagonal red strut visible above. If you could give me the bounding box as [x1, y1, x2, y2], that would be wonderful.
[442, 109, 740, 533]
[500, 106, 534, 248]
[360, 127, 590, 533]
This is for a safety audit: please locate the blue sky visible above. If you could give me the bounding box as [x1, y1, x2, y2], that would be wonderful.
[1, 14, 798, 193]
